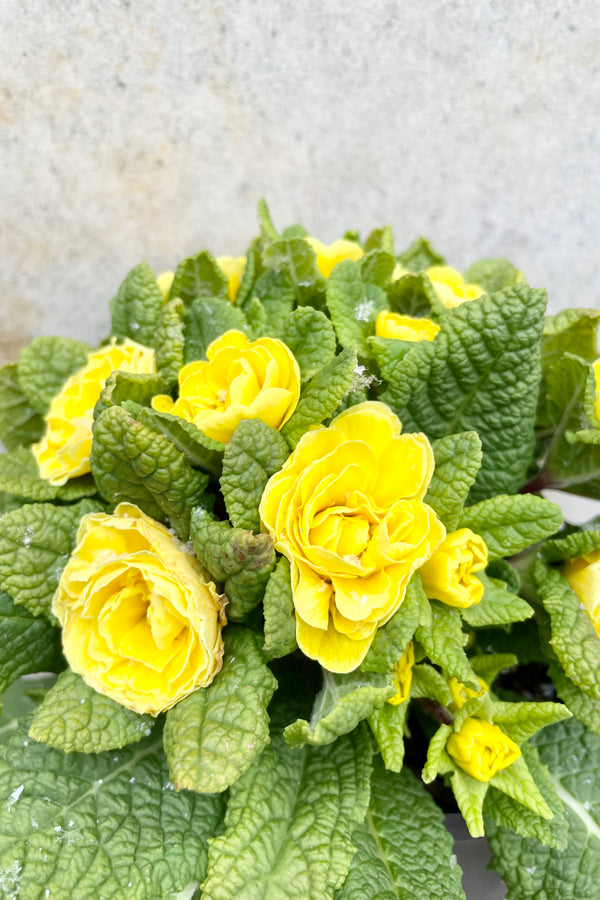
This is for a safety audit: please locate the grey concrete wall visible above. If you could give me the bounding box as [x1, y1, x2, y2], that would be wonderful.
[1, 0, 600, 363]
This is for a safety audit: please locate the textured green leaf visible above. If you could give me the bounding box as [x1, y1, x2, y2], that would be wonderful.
[326, 260, 387, 356]
[221, 419, 290, 532]
[360, 250, 395, 286]
[470, 652, 518, 687]
[234, 246, 260, 310]
[461, 573, 533, 627]
[0, 365, 44, 451]
[410, 663, 454, 705]
[0, 499, 102, 617]
[549, 662, 600, 738]
[367, 336, 413, 381]
[0, 675, 55, 740]
[0, 590, 62, 699]
[425, 431, 482, 529]
[190, 509, 275, 620]
[385, 272, 438, 318]
[285, 669, 395, 748]
[487, 557, 522, 594]
[397, 237, 445, 272]
[0, 449, 97, 502]
[282, 348, 357, 448]
[111, 261, 164, 346]
[416, 601, 478, 689]
[334, 822, 399, 900]
[0, 722, 223, 900]
[542, 308, 600, 368]
[464, 258, 520, 294]
[541, 527, 600, 562]
[262, 556, 297, 660]
[202, 726, 372, 900]
[17, 337, 91, 415]
[0, 493, 25, 518]
[489, 699, 571, 744]
[364, 225, 394, 255]
[183, 296, 249, 364]
[94, 369, 165, 418]
[368, 697, 410, 773]
[91, 405, 209, 540]
[244, 296, 269, 337]
[450, 767, 489, 837]
[155, 297, 185, 387]
[251, 269, 295, 333]
[488, 718, 600, 900]
[135, 407, 225, 477]
[29, 670, 153, 754]
[422, 723, 454, 784]
[278, 306, 336, 381]
[169, 250, 228, 305]
[257, 197, 279, 244]
[458, 494, 563, 560]
[163, 627, 277, 794]
[361, 574, 423, 674]
[263, 238, 322, 304]
[383, 285, 547, 501]
[534, 561, 600, 702]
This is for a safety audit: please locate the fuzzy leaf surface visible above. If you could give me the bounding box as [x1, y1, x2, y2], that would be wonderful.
[169, 250, 228, 305]
[461, 573, 533, 627]
[0, 590, 62, 699]
[458, 494, 563, 560]
[111, 261, 164, 347]
[326, 260, 387, 356]
[262, 556, 297, 660]
[0, 450, 97, 502]
[183, 297, 248, 363]
[282, 348, 357, 447]
[278, 306, 336, 380]
[154, 297, 185, 387]
[416, 601, 478, 689]
[425, 431, 482, 529]
[0, 365, 44, 450]
[17, 337, 91, 414]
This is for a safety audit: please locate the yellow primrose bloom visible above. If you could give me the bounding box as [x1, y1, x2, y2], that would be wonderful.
[259, 402, 446, 673]
[448, 675, 489, 710]
[426, 266, 485, 309]
[446, 718, 521, 782]
[593, 359, 600, 424]
[375, 311, 440, 342]
[388, 641, 415, 706]
[419, 528, 488, 608]
[305, 237, 364, 279]
[564, 549, 600, 636]
[216, 256, 247, 303]
[52, 503, 226, 716]
[32, 339, 156, 486]
[152, 330, 300, 444]
[156, 270, 175, 300]
[391, 263, 410, 282]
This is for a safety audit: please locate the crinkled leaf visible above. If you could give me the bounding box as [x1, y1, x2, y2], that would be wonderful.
[94, 369, 166, 419]
[257, 197, 279, 244]
[244, 296, 269, 337]
[360, 250, 395, 287]
[368, 697, 410, 773]
[461, 573, 533, 627]
[201, 726, 372, 900]
[383, 285, 547, 501]
[234, 247, 259, 311]
[284, 669, 395, 748]
[263, 238, 322, 304]
[326, 260, 387, 356]
[262, 556, 297, 660]
[541, 526, 600, 562]
[0, 449, 97, 502]
[361, 573, 423, 674]
[155, 297, 185, 387]
[487, 557, 521, 594]
[183, 296, 249, 364]
[489, 699, 571, 744]
[422, 723, 454, 785]
[278, 306, 336, 381]
[464, 258, 520, 294]
[450, 768, 489, 837]
[221, 419, 290, 532]
[17, 336, 91, 415]
[425, 431, 482, 529]
[367, 336, 414, 380]
[334, 822, 399, 900]
[0, 590, 62, 699]
[397, 237, 445, 272]
[111, 261, 164, 346]
[458, 494, 563, 560]
[410, 663, 454, 706]
[282, 348, 357, 448]
[169, 250, 228, 305]
[0, 722, 223, 900]
[91, 405, 209, 540]
[416, 601, 478, 689]
[135, 407, 225, 477]
[163, 627, 277, 794]
[542, 308, 600, 371]
[386, 271, 438, 318]
[29, 670, 153, 754]
[470, 653, 518, 687]
[549, 662, 600, 738]
[0, 364, 44, 451]
[251, 269, 295, 333]
[364, 225, 394, 255]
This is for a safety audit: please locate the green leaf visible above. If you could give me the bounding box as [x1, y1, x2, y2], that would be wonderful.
[190, 509, 275, 620]
[367, 335, 414, 380]
[534, 561, 600, 702]
[397, 237, 445, 272]
[489, 719, 600, 900]
[416, 601, 478, 689]
[364, 225, 394, 255]
[282, 348, 357, 448]
[257, 197, 279, 244]
[278, 306, 336, 381]
[410, 663, 454, 705]
[549, 662, 600, 738]
[110, 261, 164, 346]
[0, 722, 223, 899]
[0, 675, 56, 740]
[262, 556, 297, 660]
[368, 697, 410, 773]
[0, 590, 62, 699]
[425, 431, 482, 529]
[541, 527, 600, 562]
[234, 246, 260, 310]
[489, 698, 571, 744]
[221, 419, 290, 532]
[449, 767, 489, 837]
[0, 364, 44, 450]
[28, 670, 153, 754]
[422, 723, 454, 784]
[263, 238, 322, 304]
[461, 573, 533, 627]
[94, 369, 166, 418]
[251, 269, 295, 333]
[0, 499, 102, 617]
[17, 337, 91, 414]
[245, 295, 269, 337]
[155, 297, 185, 387]
[487, 557, 522, 593]
[383, 285, 547, 501]
[360, 250, 396, 286]
[542, 308, 600, 368]
[470, 652, 518, 686]
[386, 272, 438, 318]
[0, 449, 97, 503]
[183, 296, 249, 363]
[361, 573, 423, 674]
[201, 726, 372, 900]
[458, 494, 563, 560]
[169, 250, 228, 305]
[91, 405, 209, 540]
[284, 669, 395, 748]
[326, 260, 387, 356]
[163, 627, 277, 794]
[338, 758, 465, 900]
[135, 407, 225, 477]
[464, 258, 521, 294]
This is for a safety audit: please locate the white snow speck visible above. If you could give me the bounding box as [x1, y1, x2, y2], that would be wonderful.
[6, 785, 23, 811]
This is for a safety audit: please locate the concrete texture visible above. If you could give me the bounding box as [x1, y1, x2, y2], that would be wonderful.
[1, 0, 600, 362]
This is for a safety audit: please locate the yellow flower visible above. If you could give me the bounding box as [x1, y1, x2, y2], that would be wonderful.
[446, 718, 521, 782]
[305, 237, 364, 279]
[52, 503, 226, 716]
[419, 528, 488, 608]
[375, 311, 440, 342]
[564, 549, 600, 636]
[32, 339, 156, 486]
[448, 675, 489, 710]
[259, 402, 445, 672]
[391, 263, 410, 282]
[152, 330, 300, 444]
[388, 641, 415, 705]
[426, 266, 484, 309]
[593, 359, 600, 424]
[156, 270, 175, 300]
[216, 256, 247, 303]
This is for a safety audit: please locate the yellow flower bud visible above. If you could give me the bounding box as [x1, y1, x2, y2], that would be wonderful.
[448, 675, 489, 710]
[593, 359, 600, 425]
[426, 266, 484, 309]
[216, 256, 247, 303]
[32, 339, 156, 486]
[419, 528, 488, 608]
[564, 549, 600, 636]
[375, 311, 440, 342]
[305, 237, 364, 279]
[446, 718, 521, 782]
[156, 270, 175, 300]
[388, 642, 415, 705]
